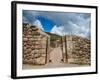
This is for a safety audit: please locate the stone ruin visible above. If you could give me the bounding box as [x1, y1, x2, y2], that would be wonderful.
[23, 23, 50, 65]
[23, 23, 91, 66]
[62, 35, 91, 65]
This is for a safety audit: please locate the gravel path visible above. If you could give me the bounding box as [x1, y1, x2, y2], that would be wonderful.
[49, 47, 63, 63]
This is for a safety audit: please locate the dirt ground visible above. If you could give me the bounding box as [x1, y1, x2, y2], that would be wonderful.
[23, 47, 89, 69]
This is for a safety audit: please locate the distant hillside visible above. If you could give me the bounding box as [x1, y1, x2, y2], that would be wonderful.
[45, 32, 61, 37]
[45, 32, 62, 41]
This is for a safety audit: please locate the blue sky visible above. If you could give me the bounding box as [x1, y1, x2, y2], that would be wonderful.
[36, 16, 55, 32]
[23, 10, 91, 39]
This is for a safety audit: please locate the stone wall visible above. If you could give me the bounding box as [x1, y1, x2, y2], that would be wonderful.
[63, 35, 91, 65]
[23, 23, 91, 65]
[23, 23, 50, 65]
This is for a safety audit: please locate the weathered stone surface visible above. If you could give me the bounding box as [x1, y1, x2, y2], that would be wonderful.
[23, 23, 50, 65]
[65, 35, 91, 65]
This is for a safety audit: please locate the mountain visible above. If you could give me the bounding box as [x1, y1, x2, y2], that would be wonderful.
[45, 32, 61, 41]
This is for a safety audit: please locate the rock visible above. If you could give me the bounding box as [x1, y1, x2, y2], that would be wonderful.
[23, 23, 50, 65]
[64, 35, 91, 65]
[23, 38, 28, 41]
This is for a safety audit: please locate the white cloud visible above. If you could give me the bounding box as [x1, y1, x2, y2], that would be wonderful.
[51, 25, 68, 36]
[23, 10, 91, 39]
[33, 20, 44, 31]
[50, 21, 90, 39]
[67, 21, 90, 38]
[51, 25, 63, 36]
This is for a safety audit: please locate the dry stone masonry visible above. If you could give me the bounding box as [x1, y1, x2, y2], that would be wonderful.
[23, 23, 91, 66]
[64, 35, 91, 65]
[23, 23, 50, 65]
